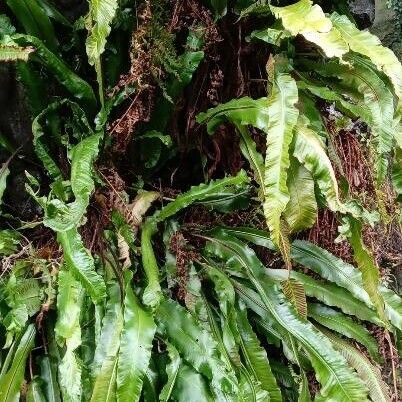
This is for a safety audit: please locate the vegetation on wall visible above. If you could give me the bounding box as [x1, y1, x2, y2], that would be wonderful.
[0, 0, 401, 401]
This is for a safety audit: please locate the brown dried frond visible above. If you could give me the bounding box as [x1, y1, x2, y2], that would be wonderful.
[109, 0, 156, 152]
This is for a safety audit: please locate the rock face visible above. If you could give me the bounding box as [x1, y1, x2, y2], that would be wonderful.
[349, 0, 376, 27]
[371, 0, 402, 57]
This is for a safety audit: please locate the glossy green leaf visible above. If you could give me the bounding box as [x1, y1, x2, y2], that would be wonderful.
[263, 70, 298, 248]
[205, 232, 369, 401]
[323, 330, 391, 402]
[236, 301, 282, 402]
[342, 217, 386, 323]
[0, 324, 36, 402]
[58, 229, 106, 303]
[308, 303, 380, 362]
[196, 97, 270, 135]
[12, 35, 96, 109]
[330, 12, 402, 103]
[223, 227, 402, 329]
[291, 239, 373, 306]
[293, 240, 402, 330]
[270, 0, 348, 58]
[159, 343, 181, 402]
[297, 80, 367, 122]
[267, 268, 382, 326]
[6, 0, 58, 50]
[156, 299, 238, 396]
[27, 378, 46, 402]
[283, 156, 317, 233]
[35, 0, 71, 26]
[91, 280, 123, 402]
[86, 0, 118, 104]
[38, 355, 61, 402]
[141, 171, 249, 308]
[292, 117, 345, 214]
[116, 271, 156, 402]
[236, 124, 265, 189]
[140, 220, 163, 309]
[44, 133, 101, 231]
[381, 287, 402, 331]
[157, 170, 249, 223]
[311, 56, 395, 183]
[55, 270, 84, 402]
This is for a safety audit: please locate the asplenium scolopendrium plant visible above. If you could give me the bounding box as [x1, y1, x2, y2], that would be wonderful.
[0, 0, 401, 401]
[198, 0, 402, 326]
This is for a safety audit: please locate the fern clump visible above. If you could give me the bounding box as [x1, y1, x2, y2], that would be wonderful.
[0, 0, 401, 401]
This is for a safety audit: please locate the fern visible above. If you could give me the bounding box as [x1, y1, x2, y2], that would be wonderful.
[322, 330, 392, 402]
[0, 0, 401, 400]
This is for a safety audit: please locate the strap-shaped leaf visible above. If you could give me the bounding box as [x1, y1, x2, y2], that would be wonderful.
[310, 56, 395, 183]
[381, 287, 402, 331]
[196, 97, 270, 135]
[236, 124, 265, 189]
[215, 226, 401, 329]
[90, 281, 123, 402]
[292, 240, 373, 306]
[236, 302, 282, 402]
[140, 220, 162, 309]
[293, 240, 402, 330]
[330, 12, 402, 104]
[155, 171, 249, 223]
[265, 268, 383, 326]
[116, 271, 156, 402]
[44, 133, 101, 232]
[0, 324, 36, 402]
[292, 117, 345, 214]
[32, 122, 106, 302]
[308, 303, 380, 362]
[270, 0, 348, 58]
[343, 217, 386, 323]
[38, 355, 61, 402]
[141, 171, 249, 308]
[86, 0, 118, 104]
[12, 35, 96, 109]
[263, 71, 298, 248]
[160, 343, 181, 402]
[205, 233, 369, 401]
[58, 229, 106, 303]
[323, 330, 392, 402]
[6, 0, 58, 50]
[86, 0, 118, 66]
[55, 270, 84, 402]
[156, 299, 238, 396]
[297, 80, 369, 122]
[27, 377, 46, 402]
[283, 156, 317, 233]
